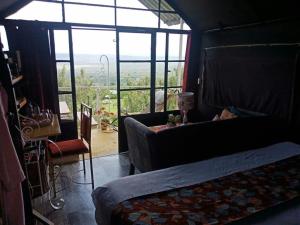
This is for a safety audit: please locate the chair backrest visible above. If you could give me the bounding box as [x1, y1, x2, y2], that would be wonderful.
[80, 103, 92, 144]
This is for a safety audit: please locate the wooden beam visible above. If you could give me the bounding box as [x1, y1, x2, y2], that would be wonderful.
[0, 0, 32, 19]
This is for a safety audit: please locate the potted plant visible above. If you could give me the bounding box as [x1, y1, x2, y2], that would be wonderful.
[95, 107, 115, 131]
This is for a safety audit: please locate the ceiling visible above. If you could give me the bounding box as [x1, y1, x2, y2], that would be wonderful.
[173, 0, 299, 31]
[1, 0, 299, 31]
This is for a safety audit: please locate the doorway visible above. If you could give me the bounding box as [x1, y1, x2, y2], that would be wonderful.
[53, 28, 118, 157]
[72, 28, 118, 157]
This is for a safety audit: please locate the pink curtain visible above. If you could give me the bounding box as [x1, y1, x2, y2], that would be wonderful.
[0, 85, 25, 225]
[182, 33, 192, 92]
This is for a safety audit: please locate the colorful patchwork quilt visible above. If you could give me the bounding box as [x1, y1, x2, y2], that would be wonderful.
[112, 155, 300, 225]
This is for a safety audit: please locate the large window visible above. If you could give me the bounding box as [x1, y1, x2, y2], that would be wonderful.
[7, 0, 190, 31]
[7, 0, 191, 119]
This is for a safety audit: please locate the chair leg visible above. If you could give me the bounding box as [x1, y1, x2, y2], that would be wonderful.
[89, 151, 94, 190]
[129, 163, 135, 175]
[82, 153, 86, 175]
[49, 162, 56, 198]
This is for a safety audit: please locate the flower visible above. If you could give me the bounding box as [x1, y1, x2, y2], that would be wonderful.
[95, 107, 115, 123]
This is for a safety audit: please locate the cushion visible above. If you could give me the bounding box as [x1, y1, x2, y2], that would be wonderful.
[212, 114, 220, 121]
[49, 139, 89, 157]
[220, 108, 238, 120]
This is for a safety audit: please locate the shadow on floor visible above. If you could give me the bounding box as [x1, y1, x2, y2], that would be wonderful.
[33, 153, 130, 225]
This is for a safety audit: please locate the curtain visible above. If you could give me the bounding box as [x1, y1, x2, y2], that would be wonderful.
[182, 33, 192, 92]
[5, 22, 58, 113]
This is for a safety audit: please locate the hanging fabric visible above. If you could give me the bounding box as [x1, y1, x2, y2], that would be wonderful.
[0, 84, 25, 225]
[182, 33, 192, 92]
[5, 22, 58, 113]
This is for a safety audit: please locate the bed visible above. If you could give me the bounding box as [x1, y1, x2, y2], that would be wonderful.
[92, 142, 300, 225]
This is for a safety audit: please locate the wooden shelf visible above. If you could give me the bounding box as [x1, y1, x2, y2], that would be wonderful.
[12, 75, 23, 85]
[16, 97, 27, 110]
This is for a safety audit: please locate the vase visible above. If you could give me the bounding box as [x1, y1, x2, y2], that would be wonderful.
[101, 119, 109, 131]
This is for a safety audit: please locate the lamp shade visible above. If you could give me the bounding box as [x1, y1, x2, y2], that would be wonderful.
[178, 92, 194, 111]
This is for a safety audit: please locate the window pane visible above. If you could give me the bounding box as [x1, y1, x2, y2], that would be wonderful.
[120, 63, 150, 89]
[59, 94, 74, 120]
[156, 62, 165, 88]
[54, 30, 70, 60]
[65, 4, 115, 25]
[72, 29, 117, 86]
[0, 26, 9, 51]
[7, 1, 62, 22]
[120, 90, 150, 115]
[64, 0, 114, 5]
[117, 0, 158, 9]
[169, 33, 188, 60]
[155, 89, 165, 112]
[119, 33, 151, 60]
[117, 8, 158, 28]
[57, 63, 72, 92]
[168, 62, 185, 87]
[167, 88, 181, 111]
[156, 32, 166, 60]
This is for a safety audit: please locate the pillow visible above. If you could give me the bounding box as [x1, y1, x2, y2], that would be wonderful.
[212, 114, 220, 121]
[220, 108, 238, 120]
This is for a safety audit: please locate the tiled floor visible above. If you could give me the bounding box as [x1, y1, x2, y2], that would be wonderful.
[90, 127, 118, 157]
[33, 153, 130, 225]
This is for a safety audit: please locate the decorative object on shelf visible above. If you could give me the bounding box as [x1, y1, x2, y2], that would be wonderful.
[19, 109, 53, 131]
[178, 92, 194, 124]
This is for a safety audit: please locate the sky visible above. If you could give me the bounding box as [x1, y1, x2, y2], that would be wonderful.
[6, 0, 190, 57]
[0, 26, 9, 51]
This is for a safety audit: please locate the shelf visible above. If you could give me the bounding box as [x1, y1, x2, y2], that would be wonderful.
[12, 75, 23, 85]
[16, 97, 27, 111]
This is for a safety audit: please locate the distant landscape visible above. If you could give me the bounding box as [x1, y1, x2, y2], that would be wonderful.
[57, 53, 182, 116]
[57, 53, 183, 87]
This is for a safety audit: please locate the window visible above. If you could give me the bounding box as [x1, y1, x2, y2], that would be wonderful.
[0, 26, 9, 51]
[7, 0, 191, 116]
[53, 30, 75, 121]
[7, 1, 63, 22]
[6, 0, 191, 30]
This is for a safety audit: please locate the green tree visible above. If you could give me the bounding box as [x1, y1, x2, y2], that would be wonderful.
[76, 68, 96, 111]
[57, 64, 70, 91]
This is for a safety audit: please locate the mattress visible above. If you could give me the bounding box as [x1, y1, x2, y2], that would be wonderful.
[92, 142, 300, 225]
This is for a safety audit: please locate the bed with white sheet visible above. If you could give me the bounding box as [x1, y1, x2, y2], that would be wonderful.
[92, 142, 300, 225]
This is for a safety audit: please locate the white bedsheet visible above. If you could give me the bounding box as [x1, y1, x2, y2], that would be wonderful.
[92, 142, 300, 225]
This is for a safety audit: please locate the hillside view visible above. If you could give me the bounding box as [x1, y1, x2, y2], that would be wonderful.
[57, 53, 183, 121]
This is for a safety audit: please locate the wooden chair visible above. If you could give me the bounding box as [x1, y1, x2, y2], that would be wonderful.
[48, 103, 94, 190]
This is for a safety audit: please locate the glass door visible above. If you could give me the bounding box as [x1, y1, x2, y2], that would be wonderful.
[72, 28, 118, 156]
[117, 30, 155, 117]
[50, 28, 78, 140]
[116, 30, 156, 151]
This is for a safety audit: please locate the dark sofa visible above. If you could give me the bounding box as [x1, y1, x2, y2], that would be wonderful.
[124, 107, 289, 174]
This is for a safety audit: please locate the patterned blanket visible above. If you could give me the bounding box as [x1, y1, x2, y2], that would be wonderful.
[112, 155, 300, 225]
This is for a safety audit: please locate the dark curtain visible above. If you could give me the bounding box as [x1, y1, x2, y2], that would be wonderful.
[5, 22, 58, 113]
[202, 46, 299, 119]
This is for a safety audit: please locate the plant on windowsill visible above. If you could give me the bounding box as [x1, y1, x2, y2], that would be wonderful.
[167, 114, 181, 127]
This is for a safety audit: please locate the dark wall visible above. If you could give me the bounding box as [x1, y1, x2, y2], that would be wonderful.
[193, 19, 300, 140]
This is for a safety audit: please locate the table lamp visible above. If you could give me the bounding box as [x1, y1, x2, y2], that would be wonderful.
[178, 92, 194, 124]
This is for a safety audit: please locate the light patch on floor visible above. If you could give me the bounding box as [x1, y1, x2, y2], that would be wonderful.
[90, 127, 118, 157]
